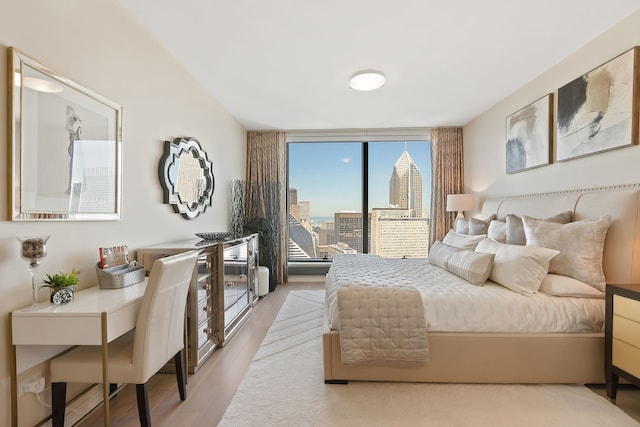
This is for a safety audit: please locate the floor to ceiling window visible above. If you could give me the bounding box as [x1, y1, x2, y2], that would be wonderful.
[287, 138, 430, 261]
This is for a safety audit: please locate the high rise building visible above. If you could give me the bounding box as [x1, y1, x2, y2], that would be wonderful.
[299, 200, 310, 224]
[318, 221, 335, 246]
[334, 212, 371, 253]
[288, 188, 302, 221]
[370, 208, 429, 258]
[290, 204, 300, 221]
[389, 150, 423, 218]
[288, 188, 298, 206]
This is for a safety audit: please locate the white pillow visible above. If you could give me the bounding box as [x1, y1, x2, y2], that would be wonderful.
[442, 230, 486, 250]
[475, 238, 559, 296]
[522, 215, 611, 291]
[539, 274, 605, 298]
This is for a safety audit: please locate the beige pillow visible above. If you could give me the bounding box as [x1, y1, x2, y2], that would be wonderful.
[429, 241, 494, 285]
[506, 211, 573, 245]
[446, 249, 495, 285]
[454, 218, 469, 235]
[442, 230, 486, 250]
[469, 217, 490, 235]
[487, 220, 506, 243]
[539, 274, 605, 298]
[475, 238, 559, 296]
[522, 216, 611, 291]
[428, 241, 460, 269]
[455, 214, 496, 236]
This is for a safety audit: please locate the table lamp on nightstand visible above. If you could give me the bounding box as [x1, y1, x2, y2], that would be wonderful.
[446, 194, 475, 219]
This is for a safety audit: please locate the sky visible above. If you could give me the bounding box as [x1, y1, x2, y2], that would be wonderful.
[288, 141, 431, 219]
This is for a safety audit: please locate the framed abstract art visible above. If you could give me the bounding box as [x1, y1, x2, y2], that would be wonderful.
[557, 46, 640, 161]
[505, 94, 553, 174]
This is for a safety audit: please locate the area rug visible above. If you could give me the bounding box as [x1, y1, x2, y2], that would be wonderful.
[219, 290, 639, 427]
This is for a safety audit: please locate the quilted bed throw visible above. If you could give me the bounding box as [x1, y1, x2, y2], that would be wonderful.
[337, 285, 429, 365]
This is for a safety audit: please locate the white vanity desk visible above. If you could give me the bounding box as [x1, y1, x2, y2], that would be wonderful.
[9, 279, 148, 427]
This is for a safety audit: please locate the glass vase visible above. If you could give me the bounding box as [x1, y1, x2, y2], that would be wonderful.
[17, 235, 50, 311]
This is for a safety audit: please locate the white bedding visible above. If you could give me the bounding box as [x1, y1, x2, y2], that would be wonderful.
[326, 254, 605, 333]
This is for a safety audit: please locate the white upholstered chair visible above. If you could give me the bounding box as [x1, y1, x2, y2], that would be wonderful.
[50, 250, 199, 427]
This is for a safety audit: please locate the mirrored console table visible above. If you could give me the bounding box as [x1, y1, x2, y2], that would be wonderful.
[137, 234, 258, 373]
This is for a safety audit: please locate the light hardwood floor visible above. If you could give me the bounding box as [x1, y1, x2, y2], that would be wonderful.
[77, 279, 640, 426]
[79, 280, 323, 426]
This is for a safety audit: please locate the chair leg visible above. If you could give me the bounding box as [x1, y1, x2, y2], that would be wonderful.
[136, 383, 151, 427]
[174, 349, 187, 401]
[51, 382, 67, 427]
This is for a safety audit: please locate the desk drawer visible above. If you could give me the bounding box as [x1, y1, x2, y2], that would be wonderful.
[196, 275, 214, 302]
[614, 295, 640, 323]
[197, 296, 217, 324]
[197, 316, 216, 348]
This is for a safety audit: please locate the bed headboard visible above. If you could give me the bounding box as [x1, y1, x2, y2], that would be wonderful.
[479, 184, 640, 285]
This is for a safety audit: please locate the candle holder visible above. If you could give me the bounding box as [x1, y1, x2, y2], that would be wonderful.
[17, 235, 50, 311]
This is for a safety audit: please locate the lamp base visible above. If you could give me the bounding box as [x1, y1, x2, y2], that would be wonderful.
[456, 211, 465, 220]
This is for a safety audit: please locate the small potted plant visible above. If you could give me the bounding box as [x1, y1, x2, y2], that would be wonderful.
[42, 269, 80, 305]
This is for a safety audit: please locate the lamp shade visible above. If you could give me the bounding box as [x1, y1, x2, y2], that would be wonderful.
[446, 194, 475, 213]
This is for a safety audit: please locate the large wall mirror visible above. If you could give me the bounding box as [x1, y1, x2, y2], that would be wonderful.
[8, 48, 123, 221]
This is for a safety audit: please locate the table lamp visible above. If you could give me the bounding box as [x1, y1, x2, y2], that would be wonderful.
[446, 194, 475, 219]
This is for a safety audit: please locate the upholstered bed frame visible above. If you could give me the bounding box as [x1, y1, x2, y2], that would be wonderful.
[323, 184, 640, 384]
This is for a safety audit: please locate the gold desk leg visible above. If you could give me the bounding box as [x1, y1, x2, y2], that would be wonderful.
[9, 313, 18, 427]
[101, 312, 110, 427]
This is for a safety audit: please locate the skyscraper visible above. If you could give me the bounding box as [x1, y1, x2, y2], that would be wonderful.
[389, 149, 423, 218]
[334, 212, 371, 253]
[370, 208, 428, 258]
[299, 200, 310, 224]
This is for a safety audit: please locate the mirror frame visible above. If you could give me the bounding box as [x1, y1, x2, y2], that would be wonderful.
[158, 137, 215, 219]
[8, 47, 123, 221]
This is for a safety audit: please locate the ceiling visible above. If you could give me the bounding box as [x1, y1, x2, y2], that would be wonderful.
[118, 1, 640, 131]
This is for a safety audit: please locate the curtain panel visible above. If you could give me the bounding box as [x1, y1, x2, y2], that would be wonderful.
[245, 130, 287, 290]
[429, 127, 464, 246]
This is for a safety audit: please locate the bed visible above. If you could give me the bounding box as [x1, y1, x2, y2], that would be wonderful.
[323, 184, 640, 384]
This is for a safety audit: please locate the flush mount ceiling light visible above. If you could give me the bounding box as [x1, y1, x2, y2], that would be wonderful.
[349, 71, 385, 91]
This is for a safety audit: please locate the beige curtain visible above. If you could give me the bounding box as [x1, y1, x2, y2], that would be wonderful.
[245, 130, 287, 290]
[429, 127, 464, 246]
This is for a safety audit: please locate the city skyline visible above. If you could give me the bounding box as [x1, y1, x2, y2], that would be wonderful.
[288, 141, 431, 219]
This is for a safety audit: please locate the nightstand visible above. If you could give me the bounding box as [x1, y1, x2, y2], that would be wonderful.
[605, 283, 640, 399]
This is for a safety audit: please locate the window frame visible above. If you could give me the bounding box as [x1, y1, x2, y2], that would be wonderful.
[286, 129, 430, 264]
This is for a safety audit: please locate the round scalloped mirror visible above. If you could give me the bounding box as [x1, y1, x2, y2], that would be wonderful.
[159, 137, 214, 219]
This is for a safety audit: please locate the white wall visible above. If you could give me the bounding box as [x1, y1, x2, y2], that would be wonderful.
[0, 1, 246, 425]
[464, 10, 640, 208]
